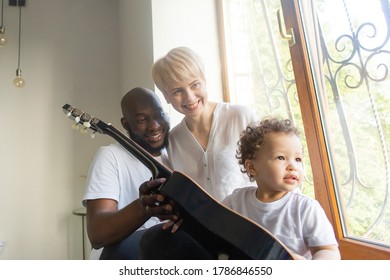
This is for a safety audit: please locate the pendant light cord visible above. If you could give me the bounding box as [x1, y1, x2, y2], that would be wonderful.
[1, 0, 4, 26]
[17, 3, 21, 68]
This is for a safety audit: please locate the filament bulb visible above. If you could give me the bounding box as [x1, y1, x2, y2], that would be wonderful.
[0, 26, 6, 46]
[13, 69, 25, 88]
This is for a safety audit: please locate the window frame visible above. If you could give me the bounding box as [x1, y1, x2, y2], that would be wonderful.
[217, 0, 390, 259]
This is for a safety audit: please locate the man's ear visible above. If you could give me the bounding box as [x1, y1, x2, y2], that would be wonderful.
[121, 117, 129, 131]
[245, 159, 257, 177]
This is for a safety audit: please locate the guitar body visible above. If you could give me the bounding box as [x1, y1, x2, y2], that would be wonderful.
[62, 104, 294, 260]
[160, 171, 294, 260]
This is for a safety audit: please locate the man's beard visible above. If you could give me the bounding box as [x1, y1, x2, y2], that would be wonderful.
[128, 131, 169, 156]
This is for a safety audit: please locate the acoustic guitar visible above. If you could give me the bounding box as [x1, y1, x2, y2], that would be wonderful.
[62, 104, 294, 260]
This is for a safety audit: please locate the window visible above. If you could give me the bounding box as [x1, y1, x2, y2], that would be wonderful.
[218, 0, 390, 259]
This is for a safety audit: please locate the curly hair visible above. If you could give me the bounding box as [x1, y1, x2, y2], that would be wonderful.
[236, 117, 300, 181]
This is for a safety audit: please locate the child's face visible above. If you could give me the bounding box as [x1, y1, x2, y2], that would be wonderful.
[246, 132, 304, 194]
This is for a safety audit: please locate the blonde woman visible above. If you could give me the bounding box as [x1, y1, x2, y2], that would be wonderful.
[139, 47, 259, 259]
[152, 46, 258, 202]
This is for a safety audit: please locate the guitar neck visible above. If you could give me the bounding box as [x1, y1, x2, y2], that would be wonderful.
[99, 121, 172, 180]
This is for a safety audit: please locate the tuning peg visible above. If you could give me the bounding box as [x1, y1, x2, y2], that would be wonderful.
[80, 127, 88, 134]
[65, 107, 75, 118]
[72, 115, 81, 130]
[83, 121, 91, 128]
[80, 119, 92, 135]
[90, 131, 96, 139]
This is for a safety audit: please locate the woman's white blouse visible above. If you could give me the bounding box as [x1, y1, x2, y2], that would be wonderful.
[167, 102, 258, 201]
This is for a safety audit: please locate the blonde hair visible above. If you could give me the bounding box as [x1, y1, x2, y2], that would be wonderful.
[152, 47, 206, 94]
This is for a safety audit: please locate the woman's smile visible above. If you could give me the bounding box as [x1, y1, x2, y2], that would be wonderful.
[183, 99, 201, 112]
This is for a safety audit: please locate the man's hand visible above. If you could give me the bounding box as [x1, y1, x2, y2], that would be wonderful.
[138, 178, 179, 222]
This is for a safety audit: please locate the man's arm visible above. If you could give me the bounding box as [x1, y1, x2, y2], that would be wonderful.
[86, 178, 177, 249]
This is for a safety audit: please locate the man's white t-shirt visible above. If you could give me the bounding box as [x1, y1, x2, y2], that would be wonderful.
[83, 142, 164, 258]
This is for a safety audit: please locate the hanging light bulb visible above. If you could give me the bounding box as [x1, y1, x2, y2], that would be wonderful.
[0, 26, 5, 46]
[0, 0, 6, 46]
[13, 68, 25, 87]
[13, 1, 25, 88]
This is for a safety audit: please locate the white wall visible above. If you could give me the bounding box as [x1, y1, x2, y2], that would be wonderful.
[0, 0, 220, 259]
[118, 0, 155, 93]
[0, 0, 121, 259]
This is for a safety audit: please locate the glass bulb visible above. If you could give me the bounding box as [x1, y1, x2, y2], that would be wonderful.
[13, 76, 25, 87]
[0, 36, 6, 46]
[0, 26, 6, 46]
[13, 69, 25, 88]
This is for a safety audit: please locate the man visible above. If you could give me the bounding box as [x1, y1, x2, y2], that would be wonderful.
[83, 87, 177, 259]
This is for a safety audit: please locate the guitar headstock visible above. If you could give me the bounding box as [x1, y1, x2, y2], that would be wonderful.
[62, 103, 170, 179]
[62, 104, 107, 138]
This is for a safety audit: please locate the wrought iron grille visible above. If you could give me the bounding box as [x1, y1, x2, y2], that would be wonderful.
[315, 0, 389, 245]
[221, 0, 389, 246]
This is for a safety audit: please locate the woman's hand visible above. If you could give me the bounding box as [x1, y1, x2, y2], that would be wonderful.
[162, 218, 183, 233]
